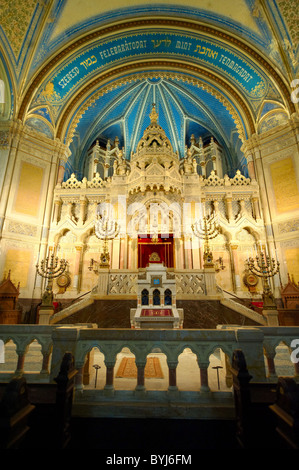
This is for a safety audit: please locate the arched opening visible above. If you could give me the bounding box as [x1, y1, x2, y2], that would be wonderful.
[0, 339, 18, 373]
[153, 289, 160, 305]
[207, 348, 232, 392]
[144, 348, 168, 391]
[84, 347, 106, 389]
[164, 288, 172, 305]
[177, 348, 201, 391]
[23, 339, 43, 373]
[141, 289, 149, 305]
[114, 347, 137, 390]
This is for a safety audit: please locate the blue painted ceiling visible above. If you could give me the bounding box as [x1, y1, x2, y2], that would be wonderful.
[71, 75, 244, 178]
[2, 1, 294, 180]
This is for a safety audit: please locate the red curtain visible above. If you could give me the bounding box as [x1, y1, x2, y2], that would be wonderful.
[138, 235, 174, 268]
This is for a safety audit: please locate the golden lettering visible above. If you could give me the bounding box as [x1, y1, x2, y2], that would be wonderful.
[80, 55, 97, 69]
[151, 37, 171, 48]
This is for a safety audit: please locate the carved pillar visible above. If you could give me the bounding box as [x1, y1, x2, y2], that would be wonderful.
[135, 361, 146, 391]
[225, 194, 233, 222]
[130, 238, 137, 270]
[213, 199, 219, 216]
[79, 196, 87, 225]
[73, 244, 84, 292]
[239, 199, 246, 217]
[43, 140, 69, 255]
[15, 349, 26, 376]
[112, 237, 120, 269]
[199, 363, 210, 392]
[127, 238, 132, 269]
[265, 353, 277, 378]
[230, 244, 240, 291]
[0, 120, 23, 237]
[200, 162, 206, 178]
[75, 365, 84, 391]
[184, 237, 192, 269]
[191, 236, 200, 269]
[67, 202, 73, 219]
[251, 195, 261, 220]
[245, 153, 256, 179]
[119, 236, 128, 269]
[175, 238, 184, 269]
[53, 197, 62, 224]
[104, 362, 115, 391]
[57, 158, 66, 184]
[168, 361, 178, 391]
[40, 350, 51, 375]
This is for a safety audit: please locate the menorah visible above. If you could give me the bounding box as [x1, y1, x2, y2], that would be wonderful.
[247, 250, 280, 309]
[191, 214, 221, 267]
[93, 213, 120, 268]
[36, 252, 67, 306]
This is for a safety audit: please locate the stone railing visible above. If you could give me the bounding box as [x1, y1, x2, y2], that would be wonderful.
[0, 325, 299, 395]
[175, 271, 205, 295]
[90, 269, 207, 297]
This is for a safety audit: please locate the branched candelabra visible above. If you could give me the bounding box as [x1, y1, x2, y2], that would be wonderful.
[92, 213, 120, 268]
[247, 250, 280, 309]
[192, 214, 221, 267]
[36, 253, 67, 306]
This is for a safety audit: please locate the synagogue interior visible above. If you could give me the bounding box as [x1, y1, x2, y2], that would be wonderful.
[0, 0, 299, 452]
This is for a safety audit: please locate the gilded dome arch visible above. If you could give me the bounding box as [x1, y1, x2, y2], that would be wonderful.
[18, 17, 294, 123]
[15, 15, 296, 181]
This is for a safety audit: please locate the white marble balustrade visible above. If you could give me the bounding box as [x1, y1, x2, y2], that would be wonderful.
[0, 325, 298, 398]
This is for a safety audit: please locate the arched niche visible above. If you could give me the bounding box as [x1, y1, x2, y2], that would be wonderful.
[23, 339, 43, 373]
[84, 346, 107, 390]
[114, 347, 137, 391]
[177, 347, 201, 391]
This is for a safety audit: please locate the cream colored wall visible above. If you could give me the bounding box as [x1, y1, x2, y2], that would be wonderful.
[248, 119, 299, 288]
[0, 125, 69, 299]
[51, 0, 260, 41]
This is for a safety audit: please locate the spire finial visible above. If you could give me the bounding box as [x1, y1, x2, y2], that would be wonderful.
[150, 103, 158, 123]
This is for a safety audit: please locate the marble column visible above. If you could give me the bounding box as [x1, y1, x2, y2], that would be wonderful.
[265, 353, 276, 378]
[168, 362, 178, 391]
[0, 120, 23, 238]
[75, 365, 84, 391]
[40, 350, 51, 376]
[230, 244, 240, 291]
[73, 244, 84, 293]
[79, 196, 87, 225]
[15, 350, 26, 376]
[135, 362, 146, 392]
[199, 363, 210, 392]
[225, 194, 233, 222]
[104, 362, 115, 392]
[57, 158, 66, 184]
[252, 196, 261, 221]
[53, 197, 62, 224]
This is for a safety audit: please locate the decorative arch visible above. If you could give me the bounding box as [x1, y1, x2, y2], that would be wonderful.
[17, 17, 295, 165]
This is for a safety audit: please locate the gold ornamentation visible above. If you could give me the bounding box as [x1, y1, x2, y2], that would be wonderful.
[149, 252, 160, 261]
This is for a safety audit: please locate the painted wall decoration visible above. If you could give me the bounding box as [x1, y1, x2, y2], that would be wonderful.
[32, 30, 269, 118]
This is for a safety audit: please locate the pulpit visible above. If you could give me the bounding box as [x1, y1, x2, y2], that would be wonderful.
[278, 274, 299, 326]
[130, 263, 183, 329]
[0, 272, 21, 324]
